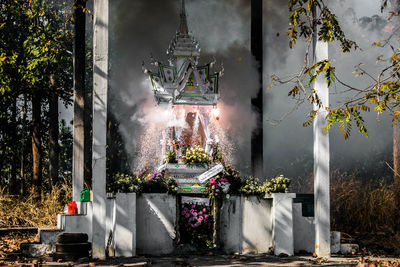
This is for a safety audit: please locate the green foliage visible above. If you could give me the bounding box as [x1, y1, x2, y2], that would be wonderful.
[0, 0, 74, 193]
[164, 150, 177, 164]
[109, 171, 178, 195]
[262, 175, 291, 195]
[183, 145, 210, 164]
[211, 143, 223, 163]
[240, 176, 264, 197]
[109, 173, 143, 194]
[287, 0, 358, 53]
[324, 107, 369, 139]
[283, 0, 400, 138]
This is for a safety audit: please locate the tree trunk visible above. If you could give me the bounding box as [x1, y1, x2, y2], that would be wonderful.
[49, 74, 59, 188]
[20, 93, 28, 195]
[31, 93, 42, 199]
[10, 98, 18, 194]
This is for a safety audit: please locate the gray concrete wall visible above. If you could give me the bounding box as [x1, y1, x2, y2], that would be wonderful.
[293, 202, 315, 253]
[220, 196, 273, 254]
[220, 196, 242, 253]
[242, 196, 273, 254]
[271, 193, 296, 256]
[115, 193, 136, 257]
[136, 194, 176, 255]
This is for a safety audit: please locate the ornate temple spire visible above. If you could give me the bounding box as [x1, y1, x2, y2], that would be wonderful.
[180, 0, 189, 35]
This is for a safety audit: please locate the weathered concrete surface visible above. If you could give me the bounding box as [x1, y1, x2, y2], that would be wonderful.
[271, 193, 296, 256]
[313, 24, 331, 257]
[115, 193, 136, 257]
[242, 196, 273, 254]
[220, 196, 242, 254]
[331, 231, 341, 254]
[220, 196, 273, 255]
[293, 202, 315, 253]
[341, 244, 359, 255]
[136, 194, 176, 255]
[92, 0, 109, 260]
[20, 243, 55, 257]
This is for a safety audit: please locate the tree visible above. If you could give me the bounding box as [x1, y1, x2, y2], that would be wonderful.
[269, 0, 400, 228]
[0, 0, 73, 196]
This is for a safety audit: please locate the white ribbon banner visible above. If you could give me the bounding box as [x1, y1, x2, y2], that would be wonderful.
[196, 164, 224, 183]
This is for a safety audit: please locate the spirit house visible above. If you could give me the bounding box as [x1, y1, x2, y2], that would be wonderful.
[143, 0, 222, 106]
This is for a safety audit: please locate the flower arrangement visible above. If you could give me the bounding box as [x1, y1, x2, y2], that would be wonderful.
[110, 173, 143, 193]
[262, 175, 290, 195]
[222, 166, 242, 195]
[183, 145, 210, 164]
[206, 176, 229, 199]
[110, 171, 178, 195]
[164, 150, 177, 164]
[167, 178, 179, 194]
[180, 202, 213, 248]
[181, 203, 210, 228]
[211, 143, 223, 163]
[240, 176, 264, 197]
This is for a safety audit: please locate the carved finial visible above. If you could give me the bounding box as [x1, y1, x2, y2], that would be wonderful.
[180, 0, 188, 34]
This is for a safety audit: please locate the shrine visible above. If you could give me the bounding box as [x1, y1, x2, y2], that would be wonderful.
[23, 0, 335, 260]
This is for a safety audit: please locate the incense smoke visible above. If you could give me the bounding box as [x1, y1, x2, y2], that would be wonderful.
[263, 0, 393, 188]
[109, 0, 258, 174]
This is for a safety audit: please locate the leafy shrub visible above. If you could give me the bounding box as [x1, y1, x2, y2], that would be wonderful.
[164, 150, 177, 164]
[262, 175, 290, 195]
[240, 176, 264, 197]
[111, 172, 178, 194]
[111, 173, 142, 193]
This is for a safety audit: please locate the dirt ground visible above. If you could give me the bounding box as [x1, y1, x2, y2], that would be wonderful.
[1, 254, 400, 267]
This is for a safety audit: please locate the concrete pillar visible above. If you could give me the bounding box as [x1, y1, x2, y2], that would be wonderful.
[92, 0, 109, 259]
[251, 0, 264, 178]
[72, 0, 86, 202]
[272, 193, 296, 256]
[313, 35, 330, 257]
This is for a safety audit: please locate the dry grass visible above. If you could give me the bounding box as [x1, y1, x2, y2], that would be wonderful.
[0, 181, 71, 228]
[331, 170, 397, 234]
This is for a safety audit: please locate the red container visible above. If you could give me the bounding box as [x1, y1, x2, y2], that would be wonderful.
[68, 201, 78, 214]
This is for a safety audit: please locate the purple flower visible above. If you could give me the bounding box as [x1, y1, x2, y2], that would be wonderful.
[192, 204, 196, 209]
[190, 209, 194, 214]
[183, 207, 188, 212]
[181, 210, 186, 215]
[185, 213, 190, 218]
